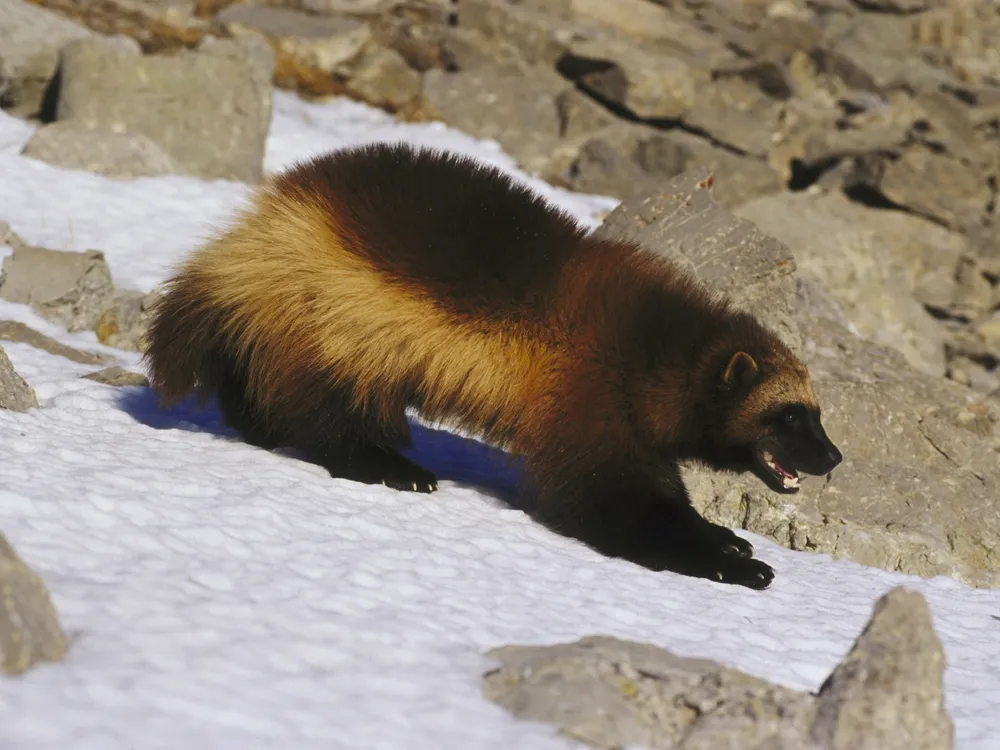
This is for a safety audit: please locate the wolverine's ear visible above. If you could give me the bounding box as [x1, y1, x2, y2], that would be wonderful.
[722, 351, 759, 389]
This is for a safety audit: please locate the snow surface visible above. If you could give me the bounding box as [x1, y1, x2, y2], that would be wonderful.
[1, 92, 999, 750]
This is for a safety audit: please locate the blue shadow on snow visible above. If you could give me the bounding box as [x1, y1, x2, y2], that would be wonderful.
[115, 386, 523, 508]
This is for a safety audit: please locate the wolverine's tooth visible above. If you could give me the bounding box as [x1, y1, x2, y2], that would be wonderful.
[761, 451, 773, 462]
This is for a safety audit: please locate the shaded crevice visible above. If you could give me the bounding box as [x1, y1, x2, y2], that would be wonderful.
[787, 157, 840, 191]
[554, 53, 761, 160]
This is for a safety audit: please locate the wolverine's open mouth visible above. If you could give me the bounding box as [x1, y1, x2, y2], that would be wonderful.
[756, 448, 800, 491]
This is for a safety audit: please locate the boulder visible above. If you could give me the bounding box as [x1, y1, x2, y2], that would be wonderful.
[0, 532, 68, 675]
[0, 345, 37, 412]
[483, 588, 952, 750]
[733, 189, 953, 377]
[0, 0, 94, 117]
[54, 37, 273, 183]
[422, 63, 612, 180]
[0, 243, 116, 333]
[811, 588, 952, 750]
[21, 121, 182, 178]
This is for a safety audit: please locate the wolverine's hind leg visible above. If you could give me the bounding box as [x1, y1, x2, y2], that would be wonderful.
[283, 382, 438, 493]
[212, 351, 436, 492]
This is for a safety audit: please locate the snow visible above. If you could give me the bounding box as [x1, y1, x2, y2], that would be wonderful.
[1, 92, 999, 750]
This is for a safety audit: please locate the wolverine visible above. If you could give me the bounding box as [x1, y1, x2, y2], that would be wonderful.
[144, 142, 843, 590]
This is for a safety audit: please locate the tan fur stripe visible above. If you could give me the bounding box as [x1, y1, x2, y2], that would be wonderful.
[176, 184, 564, 450]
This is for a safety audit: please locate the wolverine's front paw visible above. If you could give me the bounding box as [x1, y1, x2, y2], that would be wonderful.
[712, 527, 754, 559]
[713, 556, 774, 590]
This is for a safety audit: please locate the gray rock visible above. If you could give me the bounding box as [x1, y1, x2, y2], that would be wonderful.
[0, 320, 112, 366]
[55, 37, 273, 183]
[565, 136, 667, 201]
[734, 190, 950, 377]
[595, 167, 802, 355]
[561, 123, 783, 206]
[850, 146, 994, 231]
[94, 290, 159, 353]
[811, 588, 952, 750]
[683, 76, 783, 157]
[196, 33, 276, 128]
[21, 121, 182, 178]
[483, 634, 816, 750]
[0, 0, 94, 117]
[301, 0, 397, 15]
[216, 5, 372, 74]
[81, 366, 150, 388]
[0, 345, 37, 412]
[0, 244, 116, 332]
[0, 532, 68, 675]
[561, 36, 699, 121]
[569, 0, 735, 69]
[457, 0, 579, 68]
[422, 63, 610, 180]
[483, 588, 952, 750]
[344, 44, 422, 112]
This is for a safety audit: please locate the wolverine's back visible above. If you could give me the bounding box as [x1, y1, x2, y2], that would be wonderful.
[273, 143, 597, 321]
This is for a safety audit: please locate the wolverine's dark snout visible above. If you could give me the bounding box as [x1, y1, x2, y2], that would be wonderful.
[803, 411, 842, 476]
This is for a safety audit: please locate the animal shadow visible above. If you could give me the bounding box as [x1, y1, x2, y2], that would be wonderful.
[115, 386, 523, 507]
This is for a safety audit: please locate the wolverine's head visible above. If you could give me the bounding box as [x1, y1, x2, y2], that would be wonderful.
[703, 347, 843, 493]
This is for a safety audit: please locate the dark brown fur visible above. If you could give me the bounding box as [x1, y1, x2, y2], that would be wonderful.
[144, 142, 842, 589]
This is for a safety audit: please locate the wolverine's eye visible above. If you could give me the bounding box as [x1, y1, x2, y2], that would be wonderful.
[782, 407, 805, 428]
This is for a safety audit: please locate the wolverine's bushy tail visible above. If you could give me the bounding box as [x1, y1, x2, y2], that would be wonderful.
[142, 265, 232, 408]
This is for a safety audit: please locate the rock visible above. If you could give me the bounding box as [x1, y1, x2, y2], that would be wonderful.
[913, 90, 988, 167]
[81, 366, 150, 388]
[0, 244, 116, 333]
[0, 345, 37, 412]
[94, 290, 159, 352]
[683, 75, 783, 157]
[596, 167, 802, 354]
[770, 94, 915, 181]
[811, 588, 952, 750]
[559, 36, 699, 120]
[568, 0, 735, 68]
[850, 147, 994, 231]
[483, 588, 952, 750]
[565, 136, 672, 201]
[422, 64, 611, 179]
[0, 320, 112, 366]
[55, 37, 272, 183]
[21, 121, 182, 178]
[196, 33, 276, 127]
[343, 44, 422, 112]
[0, 0, 94, 117]
[668, 129, 785, 208]
[598, 173, 1000, 586]
[0, 532, 68, 675]
[301, 0, 398, 15]
[734, 190, 950, 377]
[457, 0, 579, 68]
[947, 356, 1000, 395]
[483, 634, 816, 750]
[979, 315, 1000, 352]
[216, 5, 372, 74]
[561, 123, 782, 206]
